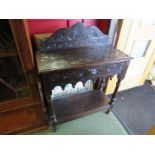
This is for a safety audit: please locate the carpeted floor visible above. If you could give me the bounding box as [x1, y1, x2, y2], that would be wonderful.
[31, 112, 128, 135]
[113, 81, 155, 135]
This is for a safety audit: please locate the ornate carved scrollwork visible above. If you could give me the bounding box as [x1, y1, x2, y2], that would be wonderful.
[41, 62, 125, 95]
[39, 22, 109, 52]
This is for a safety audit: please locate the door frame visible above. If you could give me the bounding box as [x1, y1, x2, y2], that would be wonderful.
[106, 19, 155, 94]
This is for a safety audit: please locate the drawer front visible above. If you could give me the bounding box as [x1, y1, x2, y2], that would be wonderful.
[41, 62, 125, 95]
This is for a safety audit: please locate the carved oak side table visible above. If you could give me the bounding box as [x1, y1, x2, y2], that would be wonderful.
[35, 22, 132, 131]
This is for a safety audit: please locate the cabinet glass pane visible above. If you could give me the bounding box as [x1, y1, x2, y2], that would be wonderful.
[130, 40, 150, 58]
[0, 20, 31, 103]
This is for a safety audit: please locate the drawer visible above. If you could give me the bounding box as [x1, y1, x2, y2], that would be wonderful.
[41, 62, 125, 95]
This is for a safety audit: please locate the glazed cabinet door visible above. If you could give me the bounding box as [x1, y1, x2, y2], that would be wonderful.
[0, 20, 31, 102]
[0, 20, 47, 134]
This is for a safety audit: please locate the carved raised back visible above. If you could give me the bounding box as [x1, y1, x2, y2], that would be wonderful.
[39, 22, 109, 52]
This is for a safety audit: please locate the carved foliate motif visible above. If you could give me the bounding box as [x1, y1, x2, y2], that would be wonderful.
[40, 22, 109, 52]
[41, 62, 125, 95]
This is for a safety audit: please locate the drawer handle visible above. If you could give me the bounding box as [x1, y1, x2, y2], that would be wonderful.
[89, 68, 97, 75]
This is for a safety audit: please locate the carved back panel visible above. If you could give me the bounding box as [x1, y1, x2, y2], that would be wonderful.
[39, 22, 110, 52]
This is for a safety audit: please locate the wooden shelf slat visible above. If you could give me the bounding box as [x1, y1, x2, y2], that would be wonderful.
[51, 90, 110, 123]
[0, 49, 18, 58]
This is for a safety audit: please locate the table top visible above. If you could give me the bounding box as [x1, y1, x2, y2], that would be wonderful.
[36, 45, 132, 74]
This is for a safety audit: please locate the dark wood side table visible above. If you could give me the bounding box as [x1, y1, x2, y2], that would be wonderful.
[35, 22, 132, 131]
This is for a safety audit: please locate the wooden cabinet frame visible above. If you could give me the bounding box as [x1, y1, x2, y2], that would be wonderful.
[0, 20, 47, 134]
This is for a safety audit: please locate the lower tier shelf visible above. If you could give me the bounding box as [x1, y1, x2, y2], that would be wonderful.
[50, 90, 110, 124]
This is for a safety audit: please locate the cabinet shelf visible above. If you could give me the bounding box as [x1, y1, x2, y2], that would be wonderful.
[0, 48, 17, 58]
[51, 90, 110, 124]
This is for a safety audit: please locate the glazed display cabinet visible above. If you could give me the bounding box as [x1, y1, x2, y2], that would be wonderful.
[0, 20, 47, 134]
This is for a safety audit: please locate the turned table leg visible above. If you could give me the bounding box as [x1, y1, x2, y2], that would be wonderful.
[52, 121, 57, 132]
[50, 102, 58, 132]
[106, 74, 121, 114]
[46, 95, 58, 132]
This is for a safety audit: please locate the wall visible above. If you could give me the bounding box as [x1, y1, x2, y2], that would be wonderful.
[26, 19, 110, 37]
